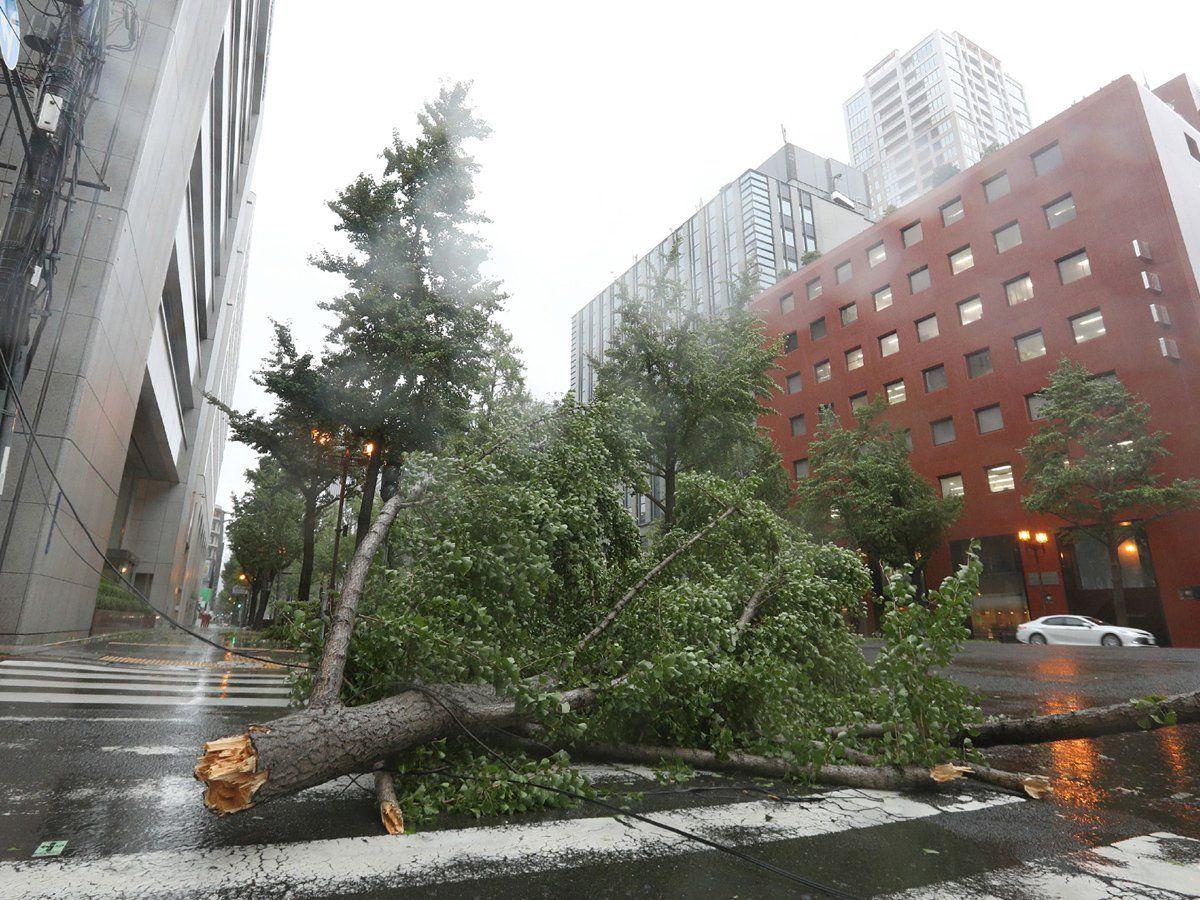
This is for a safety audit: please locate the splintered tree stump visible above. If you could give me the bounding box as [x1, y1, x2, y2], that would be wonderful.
[195, 683, 598, 813]
[375, 770, 404, 835]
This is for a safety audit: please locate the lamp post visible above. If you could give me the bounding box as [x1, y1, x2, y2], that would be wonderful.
[325, 436, 376, 619]
[1017, 529, 1051, 618]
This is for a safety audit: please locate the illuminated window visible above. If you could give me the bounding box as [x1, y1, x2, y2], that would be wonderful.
[939, 473, 964, 497]
[941, 197, 965, 226]
[879, 331, 900, 357]
[1044, 194, 1076, 229]
[1015, 330, 1046, 361]
[1057, 249, 1091, 284]
[986, 463, 1016, 492]
[1005, 274, 1034, 306]
[873, 285, 893, 311]
[1070, 308, 1106, 343]
[845, 346, 864, 370]
[957, 296, 983, 325]
[815, 360, 832, 382]
[885, 379, 906, 404]
[949, 245, 975, 274]
[867, 242, 887, 267]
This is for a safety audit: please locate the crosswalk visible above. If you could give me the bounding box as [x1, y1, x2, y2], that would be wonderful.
[0, 657, 293, 708]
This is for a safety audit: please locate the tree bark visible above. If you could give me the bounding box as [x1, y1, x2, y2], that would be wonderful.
[195, 682, 599, 813]
[662, 462, 676, 532]
[1106, 529, 1130, 627]
[954, 689, 1200, 748]
[354, 438, 384, 550]
[308, 469, 435, 707]
[296, 493, 318, 605]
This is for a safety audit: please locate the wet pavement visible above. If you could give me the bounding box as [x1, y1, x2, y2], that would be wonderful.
[0, 635, 1196, 898]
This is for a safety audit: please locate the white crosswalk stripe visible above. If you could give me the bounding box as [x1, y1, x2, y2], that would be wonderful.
[0, 658, 292, 708]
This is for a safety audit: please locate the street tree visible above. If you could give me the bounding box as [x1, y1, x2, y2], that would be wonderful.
[797, 399, 962, 601]
[592, 251, 780, 530]
[1021, 360, 1200, 625]
[210, 323, 340, 607]
[314, 82, 508, 547]
[225, 459, 305, 627]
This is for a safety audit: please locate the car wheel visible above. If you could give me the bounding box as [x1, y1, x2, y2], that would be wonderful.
[1101, 633, 1122, 647]
[1028, 633, 1047, 645]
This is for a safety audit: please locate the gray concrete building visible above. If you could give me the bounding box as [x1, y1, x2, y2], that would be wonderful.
[570, 144, 874, 408]
[845, 31, 1032, 217]
[0, 0, 273, 644]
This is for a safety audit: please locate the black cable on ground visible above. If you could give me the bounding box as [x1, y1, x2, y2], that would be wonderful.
[0, 350, 308, 670]
[402, 682, 861, 900]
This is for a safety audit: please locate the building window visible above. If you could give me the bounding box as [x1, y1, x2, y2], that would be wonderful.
[931, 417, 956, 445]
[794, 458, 809, 479]
[810, 317, 827, 341]
[957, 296, 983, 325]
[909, 266, 931, 294]
[949, 245, 975, 274]
[867, 242, 887, 267]
[850, 391, 869, 413]
[916, 313, 939, 342]
[923, 364, 948, 393]
[939, 473, 965, 497]
[941, 197, 965, 227]
[807, 277, 822, 301]
[786, 372, 803, 394]
[986, 463, 1016, 492]
[903, 428, 913, 451]
[1057, 249, 1091, 284]
[845, 346, 864, 370]
[984, 171, 1011, 202]
[1015, 330, 1046, 361]
[1070, 308, 1106, 343]
[1032, 142, 1063, 176]
[976, 404, 1004, 434]
[879, 331, 900, 357]
[993, 221, 1022, 253]
[1026, 392, 1049, 420]
[966, 347, 993, 378]
[815, 360, 832, 382]
[779, 293, 795, 314]
[873, 285, 894, 311]
[1044, 194, 1076, 229]
[885, 379, 906, 404]
[836, 260, 853, 284]
[783, 331, 799, 353]
[840, 302, 858, 326]
[901, 221, 923, 247]
[1005, 273, 1034, 306]
[790, 414, 806, 437]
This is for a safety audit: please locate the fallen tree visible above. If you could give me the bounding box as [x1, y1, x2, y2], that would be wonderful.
[195, 408, 1194, 833]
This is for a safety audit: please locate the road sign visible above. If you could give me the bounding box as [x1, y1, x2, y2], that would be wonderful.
[0, 0, 19, 71]
[231, 584, 249, 596]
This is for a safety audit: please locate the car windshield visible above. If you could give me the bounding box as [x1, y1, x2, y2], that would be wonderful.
[1083, 617, 1105, 625]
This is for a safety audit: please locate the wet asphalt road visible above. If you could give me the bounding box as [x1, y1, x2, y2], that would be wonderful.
[0, 635, 1197, 898]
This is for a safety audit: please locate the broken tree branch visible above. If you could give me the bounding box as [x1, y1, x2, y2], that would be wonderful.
[955, 689, 1200, 748]
[375, 770, 404, 835]
[574, 504, 738, 656]
[308, 469, 435, 707]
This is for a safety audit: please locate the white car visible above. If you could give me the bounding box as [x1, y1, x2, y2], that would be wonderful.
[1015, 615, 1156, 647]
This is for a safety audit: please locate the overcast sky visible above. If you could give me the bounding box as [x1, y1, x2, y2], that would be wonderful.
[216, 0, 1200, 509]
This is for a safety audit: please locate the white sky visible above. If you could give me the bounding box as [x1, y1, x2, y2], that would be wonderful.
[217, 0, 1200, 509]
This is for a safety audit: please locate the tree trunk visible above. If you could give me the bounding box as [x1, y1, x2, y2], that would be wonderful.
[1106, 530, 1130, 627]
[250, 576, 272, 629]
[662, 463, 676, 532]
[354, 439, 384, 550]
[195, 682, 598, 813]
[296, 494, 318, 605]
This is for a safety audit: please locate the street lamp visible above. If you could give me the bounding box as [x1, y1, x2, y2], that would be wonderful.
[321, 432, 382, 618]
[1017, 529, 1051, 617]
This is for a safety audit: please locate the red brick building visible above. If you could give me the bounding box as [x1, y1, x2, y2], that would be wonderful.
[753, 74, 1200, 646]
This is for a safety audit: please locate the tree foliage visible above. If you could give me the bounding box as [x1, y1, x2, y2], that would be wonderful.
[797, 400, 962, 598]
[1021, 360, 1200, 624]
[592, 251, 783, 529]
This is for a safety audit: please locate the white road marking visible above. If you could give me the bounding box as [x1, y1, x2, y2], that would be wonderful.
[888, 832, 1200, 899]
[0, 790, 1022, 898]
[0, 677, 290, 696]
[0, 691, 289, 707]
[0, 715, 210, 724]
[0, 659, 289, 679]
[0, 664, 290, 686]
[0, 774, 373, 809]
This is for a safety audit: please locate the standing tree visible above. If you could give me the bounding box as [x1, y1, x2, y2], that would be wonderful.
[225, 459, 304, 627]
[1021, 360, 1200, 625]
[592, 252, 781, 530]
[211, 323, 341, 607]
[798, 400, 962, 601]
[314, 82, 507, 547]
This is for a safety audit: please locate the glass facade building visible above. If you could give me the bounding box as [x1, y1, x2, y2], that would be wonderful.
[845, 31, 1032, 216]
